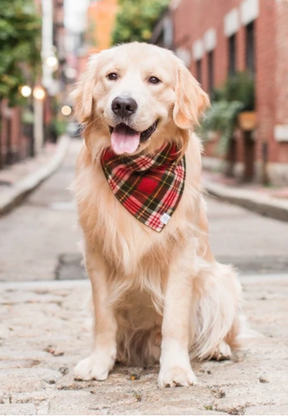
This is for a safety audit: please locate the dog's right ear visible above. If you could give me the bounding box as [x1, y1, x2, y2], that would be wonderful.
[71, 54, 99, 123]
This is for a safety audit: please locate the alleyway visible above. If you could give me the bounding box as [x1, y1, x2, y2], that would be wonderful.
[1, 139, 288, 415]
[0, 139, 288, 282]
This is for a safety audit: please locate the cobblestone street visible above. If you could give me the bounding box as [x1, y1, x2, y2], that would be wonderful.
[1, 140, 288, 414]
[1, 275, 288, 415]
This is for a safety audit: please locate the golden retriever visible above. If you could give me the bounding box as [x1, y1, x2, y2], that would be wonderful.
[72, 42, 242, 388]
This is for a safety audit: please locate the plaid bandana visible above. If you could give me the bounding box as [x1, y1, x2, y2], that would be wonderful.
[100, 143, 186, 232]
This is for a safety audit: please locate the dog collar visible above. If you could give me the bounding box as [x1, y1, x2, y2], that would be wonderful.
[100, 143, 186, 232]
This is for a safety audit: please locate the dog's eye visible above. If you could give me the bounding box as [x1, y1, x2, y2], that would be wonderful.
[107, 73, 118, 81]
[148, 76, 161, 84]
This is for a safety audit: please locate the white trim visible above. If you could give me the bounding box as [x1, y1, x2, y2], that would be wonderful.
[204, 28, 217, 52]
[240, 0, 259, 25]
[175, 48, 191, 67]
[192, 39, 204, 61]
[169, 0, 183, 11]
[274, 125, 288, 142]
[224, 8, 239, 37]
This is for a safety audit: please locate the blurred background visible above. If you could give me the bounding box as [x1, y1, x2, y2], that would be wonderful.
[1, 0, 288, 183]
[0, 0, 288, 282]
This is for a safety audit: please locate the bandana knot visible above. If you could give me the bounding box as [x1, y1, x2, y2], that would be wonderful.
[100, 143, 186, 232]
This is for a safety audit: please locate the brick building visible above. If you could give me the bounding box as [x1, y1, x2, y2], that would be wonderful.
[0, 0, 42, 169]
[152, 0, 288, 185]
[0, 0, 67, 169]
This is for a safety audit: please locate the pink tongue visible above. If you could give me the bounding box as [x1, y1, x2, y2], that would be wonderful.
[111, 125, 140, 154]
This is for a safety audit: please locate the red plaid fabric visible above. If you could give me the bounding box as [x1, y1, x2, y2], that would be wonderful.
[100, 143, 186, 232]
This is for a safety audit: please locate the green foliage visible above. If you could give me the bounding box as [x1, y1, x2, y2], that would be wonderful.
[198, 100, 244, 155]
[112, 0, 169, 44]
[22, 110, 34, 124]
[49, 118, 67, 136]
[212, 72, 255, 111]
[199, 72, 255, 155]
[0, 0, 41, 106]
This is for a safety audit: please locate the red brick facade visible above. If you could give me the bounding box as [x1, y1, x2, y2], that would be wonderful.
[171, 0, 288, 184]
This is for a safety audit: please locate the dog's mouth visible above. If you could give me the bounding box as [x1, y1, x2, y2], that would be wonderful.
[109, 121, 158, 155]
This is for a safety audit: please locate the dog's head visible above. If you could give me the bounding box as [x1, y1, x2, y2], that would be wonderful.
[72, 42, 209, 155]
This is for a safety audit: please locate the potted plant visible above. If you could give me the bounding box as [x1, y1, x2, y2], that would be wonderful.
[198, 100, 244, 155]
[48, 117, 67, 143]
[199, 71, 255, 153]
[198, 72, 255, 177]
[214, 71, 256, 131]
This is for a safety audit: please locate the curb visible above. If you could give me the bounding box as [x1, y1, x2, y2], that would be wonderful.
[204, 179, 288, 223]
[0, 135, 70, 216]
[0, 273, 287, 291]
[0, 279, 89, 291]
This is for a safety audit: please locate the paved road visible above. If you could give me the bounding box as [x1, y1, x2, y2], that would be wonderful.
[207, 198, 288, 274]
[0, 139, 288, 282]
[0, 275, 287, 415]
[0, 140, 83, 282]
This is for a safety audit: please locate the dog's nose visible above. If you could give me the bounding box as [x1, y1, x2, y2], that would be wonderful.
[111, 96, 138, 118]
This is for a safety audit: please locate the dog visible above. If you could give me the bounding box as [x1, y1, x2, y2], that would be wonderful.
[72, 42, 242, 388]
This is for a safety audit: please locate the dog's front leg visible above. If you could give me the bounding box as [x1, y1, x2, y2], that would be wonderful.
[158, 264, 196, 388]
[74, 248, 117, 381]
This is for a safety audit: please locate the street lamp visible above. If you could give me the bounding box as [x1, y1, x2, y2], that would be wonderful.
[33, 85, 46, 100]
[61, 105, 72, 116]
[33, 85, 46, 155]
[20, 85, 32, 98]
[45, 55, 59, 71]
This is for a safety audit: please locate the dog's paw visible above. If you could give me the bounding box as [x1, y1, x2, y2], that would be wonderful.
[211, 341, 232, 361]
[158, 365, 197, 388]
[74, 351, 115, 381]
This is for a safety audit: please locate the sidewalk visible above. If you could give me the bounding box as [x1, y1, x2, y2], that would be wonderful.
[0, 136, 70, 216]
[0, 274, 287, 415]
[203, 171, 288, 223]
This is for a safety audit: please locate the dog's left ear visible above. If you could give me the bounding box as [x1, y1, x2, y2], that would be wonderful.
[173, 63, 210, 130]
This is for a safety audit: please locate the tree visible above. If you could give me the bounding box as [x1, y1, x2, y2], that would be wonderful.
[0, 0, 41, 106]
[112, 0, 169, 45]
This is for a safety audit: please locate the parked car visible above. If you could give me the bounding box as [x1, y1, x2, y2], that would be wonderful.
[66, 121, 83, 138]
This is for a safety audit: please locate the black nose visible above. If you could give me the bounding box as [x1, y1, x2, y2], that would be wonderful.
[111, 96, 138, 118]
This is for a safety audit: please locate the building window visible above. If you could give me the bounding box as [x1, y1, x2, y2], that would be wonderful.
[228, 34, 236, 76]
[196, 59, 202, 84]
[207, 51, 214, 94]
[246, 21, 255, 76]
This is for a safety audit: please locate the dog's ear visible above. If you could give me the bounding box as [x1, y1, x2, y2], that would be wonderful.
[173, 63, 210, 129]
[71, 54, 100, 123]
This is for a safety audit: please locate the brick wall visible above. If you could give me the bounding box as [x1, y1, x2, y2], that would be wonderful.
[173, 0, 241, 88]
[274, 0, 288, 163]
[255, 0, 276, 164]
[171, 0, 288, 173]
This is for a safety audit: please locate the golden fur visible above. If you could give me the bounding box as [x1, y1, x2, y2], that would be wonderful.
[72, 42, 242, 387]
